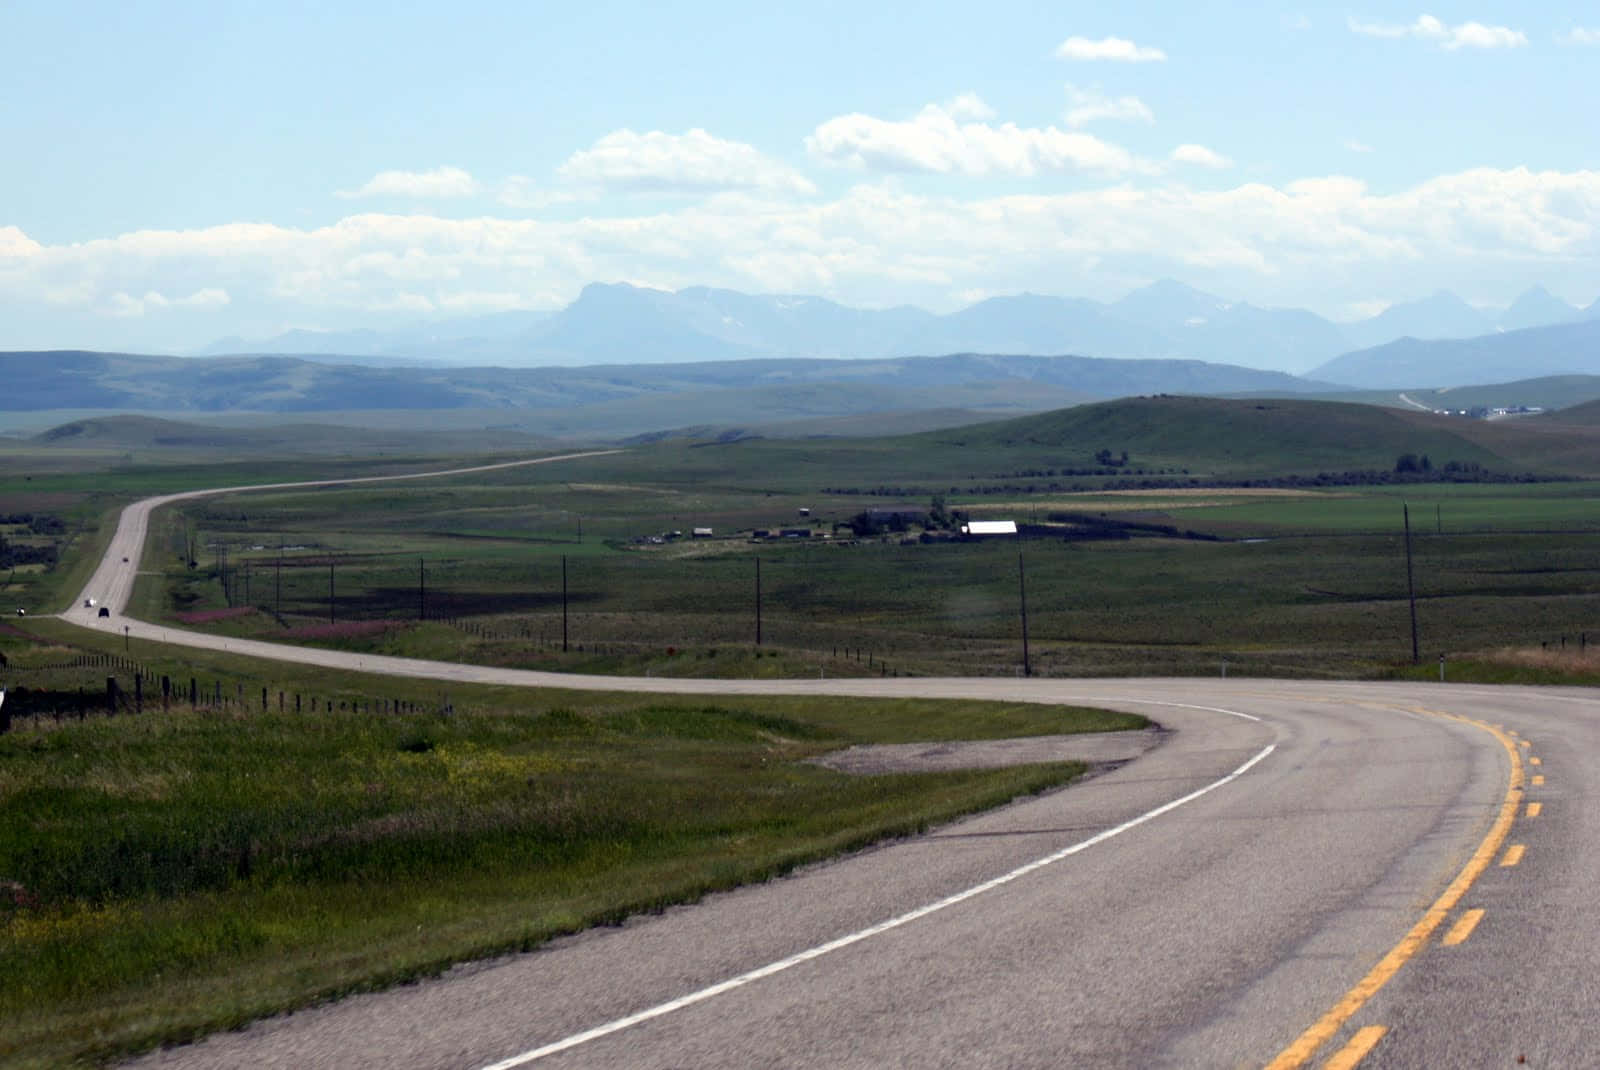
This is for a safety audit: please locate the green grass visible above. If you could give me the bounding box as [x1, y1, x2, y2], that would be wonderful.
[0, 621, 1140, 1069]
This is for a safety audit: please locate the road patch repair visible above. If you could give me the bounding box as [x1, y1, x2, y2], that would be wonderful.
[808, 727, 1166, 774]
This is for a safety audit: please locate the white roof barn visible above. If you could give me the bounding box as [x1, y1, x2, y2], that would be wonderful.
[962, 520, 1018, 536]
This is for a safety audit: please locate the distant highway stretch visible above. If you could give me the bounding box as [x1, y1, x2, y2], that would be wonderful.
[55, 454, 1598, 1068]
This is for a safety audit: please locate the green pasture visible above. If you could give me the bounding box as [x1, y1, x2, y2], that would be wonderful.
[139, 467, 1600, 678]
[0, 619, 1135, 1069]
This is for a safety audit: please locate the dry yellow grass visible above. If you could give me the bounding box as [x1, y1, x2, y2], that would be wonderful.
[1474, 645, 1600, 675]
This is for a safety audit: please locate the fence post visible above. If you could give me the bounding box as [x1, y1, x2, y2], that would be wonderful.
[106, 677, 117, 715]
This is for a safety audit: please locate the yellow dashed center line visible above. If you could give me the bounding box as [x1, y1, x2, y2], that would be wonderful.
[1320, 1025, 1388, 1070]
[1533, 775, 1545, 786]
[1526, 802, 1542, 818]
[1519, 740, 1531, 749]
[1530, 756, 1542, 766]
[1264, 711, 1522, 1069]
[1442, 909, 1485, 947]
[1500, 844, 1525, 867]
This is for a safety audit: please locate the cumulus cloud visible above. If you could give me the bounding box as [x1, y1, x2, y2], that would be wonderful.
[806, 100, 1146, 176]
[336, 166, 482, 199]
[0, 225, 42, 257]
[1349, 14, 1528, 49]
[104, 288, 231, 317]
[557, 128, 817, 195]
[944, 92, 996, 121]
[1170, 144, 1233, 168]
[1064, 85, 1155, 128]
[1558, 27, 1600, 45]
[1055, 35, 1167, 61]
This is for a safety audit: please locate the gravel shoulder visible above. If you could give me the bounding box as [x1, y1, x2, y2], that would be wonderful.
[809, 726, 1167, 774]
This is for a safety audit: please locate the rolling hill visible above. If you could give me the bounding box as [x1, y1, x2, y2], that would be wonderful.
[917, 395, 1596, 477]
[0, 350, 1334, 437]
[1309, 319, 1600, 389]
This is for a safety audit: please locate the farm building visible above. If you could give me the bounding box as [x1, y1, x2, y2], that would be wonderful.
[961, 520, 1018, 537]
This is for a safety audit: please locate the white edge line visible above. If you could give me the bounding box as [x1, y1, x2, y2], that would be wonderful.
[479, 737, 1277, 1069]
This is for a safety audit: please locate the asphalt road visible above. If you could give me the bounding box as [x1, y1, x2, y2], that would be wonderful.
[52, 458, 1598, 1068]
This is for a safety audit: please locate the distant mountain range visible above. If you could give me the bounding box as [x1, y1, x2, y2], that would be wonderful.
[198, 280, 1600, 376]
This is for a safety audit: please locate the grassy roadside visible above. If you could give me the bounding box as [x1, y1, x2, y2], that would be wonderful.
[0, 622, 1142, 1069]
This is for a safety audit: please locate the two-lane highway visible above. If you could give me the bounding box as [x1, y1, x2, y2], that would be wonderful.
[49, 456, 1597, 1067]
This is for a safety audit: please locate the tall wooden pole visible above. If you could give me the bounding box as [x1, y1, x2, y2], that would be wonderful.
[418, 557, 425, 621]
[1404, 504, 1419, 665]
[755, 557, 763, 646]
[329, 559, 335, 624]
[561, 554, 569, 652]
[1018, 548, 1031, 677]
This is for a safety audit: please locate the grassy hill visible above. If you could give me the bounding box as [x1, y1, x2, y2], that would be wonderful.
[26, 415, 555, 457]
[916, 396, 1512, 477]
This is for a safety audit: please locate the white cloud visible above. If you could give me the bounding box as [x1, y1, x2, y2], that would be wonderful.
[557, 128, 817, 195]
[1170, 144, 1233, 169]
[1342, 299, 1392, 320]
[1064, 85, 1155, 128]
[807, 100, 1146, 176]
[336, 166, 482, 199]
[944, 92, 996, 121]
[1344, 139, 1375, 153]
[1558, 27, 1600, 44]
[1349, 14, 1528, 49]
[103, 287, 231, 317]
[1055, 35, 1167, 62]
[0, 225, 42, 257]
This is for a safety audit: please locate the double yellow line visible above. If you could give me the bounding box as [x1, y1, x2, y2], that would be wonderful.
[1264, 707, 1524, 1069]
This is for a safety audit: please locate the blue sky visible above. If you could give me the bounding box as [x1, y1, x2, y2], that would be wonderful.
[3, 1, 1597, 351]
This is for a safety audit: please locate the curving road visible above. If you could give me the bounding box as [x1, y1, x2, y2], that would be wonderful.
[51, 455, 1598, 1068]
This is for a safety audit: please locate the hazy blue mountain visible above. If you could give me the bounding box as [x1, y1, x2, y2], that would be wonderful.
[1497, 285, 1580, 332]
[893, 293, 1172, 360]
[1343, 291, 1493, 350]
[1106, 278, 1233, 328]
[198, 310, 556, 363]
[666, 285, 936, 356]
[193, 280, 1591, 374]
[1309, 319, 1600, 388]
[1104, 279, 1354, 372]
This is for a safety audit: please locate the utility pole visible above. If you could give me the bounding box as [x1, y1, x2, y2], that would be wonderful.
[419, 557, 425, 621]
[1018, 548, 1031, 677]
[755, 557, 763, 647]
[561, 554, 569, 652]
[329, 559, 336, 624]
[1403, 504, 1419, 665]
[275, 549, 282, 618]
[243, 560, 251, 606]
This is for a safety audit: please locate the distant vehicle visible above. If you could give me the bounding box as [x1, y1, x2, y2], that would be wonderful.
[84, 598, 97, 608]
[97, 606, 110, 618]
[14, 608, 23, 617]
[122, 556, 129, 562]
